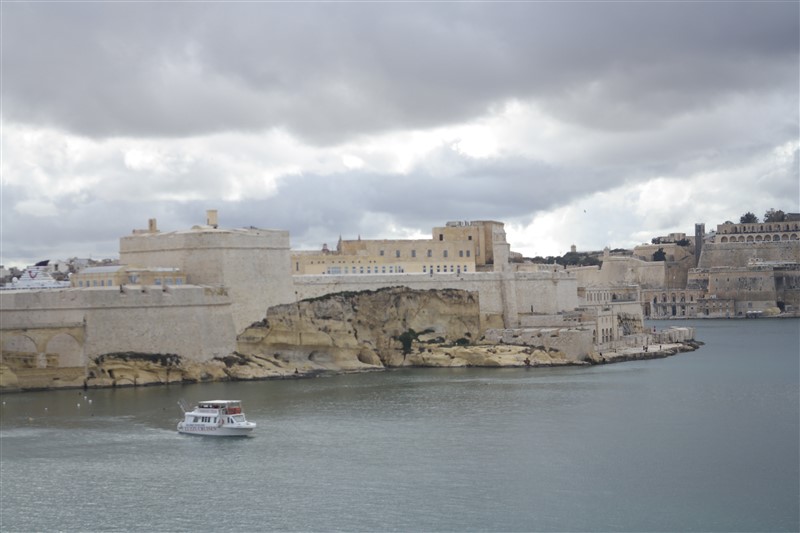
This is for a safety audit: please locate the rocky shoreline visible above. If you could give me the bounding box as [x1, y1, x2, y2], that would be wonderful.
[0, 287, 702, 392]
[0, 340, 702, 393]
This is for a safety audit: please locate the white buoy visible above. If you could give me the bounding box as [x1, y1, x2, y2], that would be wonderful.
[77, 403, 81, 408]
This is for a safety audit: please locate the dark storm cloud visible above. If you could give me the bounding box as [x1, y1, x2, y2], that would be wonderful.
[3, 2, 797, 142]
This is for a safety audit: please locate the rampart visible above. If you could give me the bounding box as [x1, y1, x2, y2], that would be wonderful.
[0, 286, 235, 369]
[698, 241, 800, 269]
[120, 227, 295, 332]
[291, 270, 580, 330]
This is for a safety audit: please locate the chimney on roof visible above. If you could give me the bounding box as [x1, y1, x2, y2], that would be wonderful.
[207, 210, 218, 229]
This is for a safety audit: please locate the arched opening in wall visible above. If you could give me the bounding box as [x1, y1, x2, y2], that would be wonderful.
[746, 236, 754, 242]
[721, 237, 728, 243]
[738, 236, 745, 242]
[756, 235, 763, 242]
[765, 235, 772, 241]
[774, 235, 781, 241]
[782, 234, 789, 241]
[777, 301, 786, 312]
[47, 333, 83, 368]
[791, 234, 799, 240]
[1, 335, 38, 368]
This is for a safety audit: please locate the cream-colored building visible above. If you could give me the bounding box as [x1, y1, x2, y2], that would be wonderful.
[72, 265, 187, 288]
[714, 219, 800, 243]
[292, 220, 506, 276]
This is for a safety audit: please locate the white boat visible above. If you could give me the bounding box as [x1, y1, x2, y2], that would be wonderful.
[177, 400, 256, 436]
[1, 266, 70, 291]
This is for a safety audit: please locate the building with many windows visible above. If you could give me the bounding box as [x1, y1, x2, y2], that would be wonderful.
[71, 265, 187, 288]
[291, 220, 507, 276]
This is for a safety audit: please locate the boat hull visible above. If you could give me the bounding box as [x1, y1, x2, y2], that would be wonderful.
[177, 422, 255, 437]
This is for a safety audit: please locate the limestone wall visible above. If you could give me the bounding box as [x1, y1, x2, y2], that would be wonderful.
[291, 270, 579, 330]
[120, 227, 295, 332]
[698, 241, 800, 269]
[1, 286, 236, 365]
[574, 256, 666, 289]
[482, 327, 594, 360]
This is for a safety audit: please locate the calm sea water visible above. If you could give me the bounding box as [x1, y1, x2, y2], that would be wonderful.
[1, 319, 798, 532]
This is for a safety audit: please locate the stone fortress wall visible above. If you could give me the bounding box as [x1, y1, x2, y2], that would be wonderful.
[1, 211, 697, 390]
[0, 285, 235, 373]
[119, 213, 295, 333]
[292, 269, 580, 331]
[697, 241, 799, 269]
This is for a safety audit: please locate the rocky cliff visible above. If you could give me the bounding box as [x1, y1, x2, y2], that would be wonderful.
[233, 286, 572, 377]
[1, 287, 697, 392]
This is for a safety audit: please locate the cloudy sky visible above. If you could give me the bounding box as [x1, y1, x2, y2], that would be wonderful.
[2, 1, 798, 268]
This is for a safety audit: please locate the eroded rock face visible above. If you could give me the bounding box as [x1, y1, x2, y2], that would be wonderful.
[235, 287, 579, 372]
[238, 287, 486, 370]
[1, 287, 579, 391]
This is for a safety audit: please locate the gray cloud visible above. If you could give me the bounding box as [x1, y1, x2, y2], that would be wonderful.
[4, 2, 797, 142]
[1, 1, 798, 267]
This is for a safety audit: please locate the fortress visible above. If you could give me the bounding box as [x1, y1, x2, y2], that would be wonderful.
[1, 210, 664, 390]
[572, 219, 800, 319]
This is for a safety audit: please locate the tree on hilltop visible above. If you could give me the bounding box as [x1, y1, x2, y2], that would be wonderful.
[652, 247, 667, 261]
[739, 212, 759, 224]
[764, 208, 786, 223]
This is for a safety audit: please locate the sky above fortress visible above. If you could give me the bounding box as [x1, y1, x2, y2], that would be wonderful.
[1, 1, 799, 268]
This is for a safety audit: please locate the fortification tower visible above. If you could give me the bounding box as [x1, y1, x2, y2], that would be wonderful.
[120, 210, 294, 333]
[694, 223, 705, 267]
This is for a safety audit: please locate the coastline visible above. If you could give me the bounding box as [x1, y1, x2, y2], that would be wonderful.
[0, 339, 702, 394]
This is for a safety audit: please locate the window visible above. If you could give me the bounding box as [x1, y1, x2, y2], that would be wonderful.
[100, 280, 104, 287]
[411, 250, 416, 258]
[466, 250, 471, 257]
[427, 250, 432, 257]
[296, 262, 299, 272]
[439, 234, 443, 241]
[468, 236, 472, 240]
[155, 278, 162, 285]
[396, 250, 400, 258]
[443, 250, 448, 258]
[459, 250, 464, 257]
[78, 281, 83, 287]
[176, 278, 183, 285]
[380, 250, 385, 256]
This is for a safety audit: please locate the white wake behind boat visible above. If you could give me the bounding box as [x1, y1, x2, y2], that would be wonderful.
[177, 400, 256, 437]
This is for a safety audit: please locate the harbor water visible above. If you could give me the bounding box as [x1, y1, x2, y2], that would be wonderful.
[1, 319, 798, 532]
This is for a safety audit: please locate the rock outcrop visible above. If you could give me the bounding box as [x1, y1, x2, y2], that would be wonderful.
[0, 287, 698, 391]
